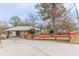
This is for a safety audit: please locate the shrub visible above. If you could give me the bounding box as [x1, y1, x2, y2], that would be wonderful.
[28, 28, 36, 35]
[48, 29, 54, 33]
[28, 28, 36, 39]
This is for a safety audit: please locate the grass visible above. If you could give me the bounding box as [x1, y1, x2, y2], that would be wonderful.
[70, 34, 79, 43]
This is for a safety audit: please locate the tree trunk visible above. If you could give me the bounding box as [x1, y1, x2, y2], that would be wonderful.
[51, 4, 56, 32]
[51, 19, 55, 29]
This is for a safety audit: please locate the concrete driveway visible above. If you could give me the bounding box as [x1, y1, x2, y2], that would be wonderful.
[0, 37, 79, 56]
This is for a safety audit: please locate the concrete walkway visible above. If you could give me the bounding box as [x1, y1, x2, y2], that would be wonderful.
[0, 37, 79, 56]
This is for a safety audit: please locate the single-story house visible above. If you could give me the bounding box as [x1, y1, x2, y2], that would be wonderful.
[5, 26, 41, 38]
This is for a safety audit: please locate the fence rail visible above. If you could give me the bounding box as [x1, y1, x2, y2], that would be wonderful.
[24, 32, 78, 42]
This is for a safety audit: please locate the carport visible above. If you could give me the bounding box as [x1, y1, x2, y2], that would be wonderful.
[5, 26, 41, 38]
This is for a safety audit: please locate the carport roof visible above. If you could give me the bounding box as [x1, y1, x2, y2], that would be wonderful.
[5, 26, 41, 31]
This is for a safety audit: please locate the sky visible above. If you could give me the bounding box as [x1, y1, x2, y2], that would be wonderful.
[0, 3, 79, 26]
[64, 3, 79, 25]
[0, 3, 36, 22]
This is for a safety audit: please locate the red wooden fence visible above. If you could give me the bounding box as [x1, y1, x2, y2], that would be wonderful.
[24, 32, 78, 42]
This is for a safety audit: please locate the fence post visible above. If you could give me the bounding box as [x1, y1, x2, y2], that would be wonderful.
[69, 32, 71, 42]
[55, 33, 57, 40]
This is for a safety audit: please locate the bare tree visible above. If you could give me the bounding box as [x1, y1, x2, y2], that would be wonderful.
[35, 3, 67, 32]
[27, 14, 38, 27]
[73, 3, 79, 28]
[9, 16, 22, 27]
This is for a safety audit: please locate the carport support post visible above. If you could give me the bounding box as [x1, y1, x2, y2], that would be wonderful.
[7, 31, 10, 38]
